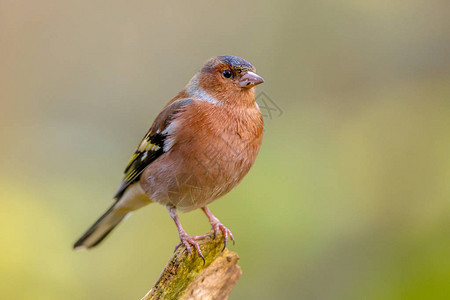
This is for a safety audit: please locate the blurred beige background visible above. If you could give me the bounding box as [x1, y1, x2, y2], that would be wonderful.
[1, 0, 449, 299]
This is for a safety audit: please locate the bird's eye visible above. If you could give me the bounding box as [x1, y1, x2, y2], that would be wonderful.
[222, 70, 232, 79]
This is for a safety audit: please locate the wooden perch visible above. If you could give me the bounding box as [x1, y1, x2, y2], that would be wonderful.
[141, 231, 242, 300]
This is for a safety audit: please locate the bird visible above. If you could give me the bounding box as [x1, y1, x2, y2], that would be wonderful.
[73, 55, 264, 259]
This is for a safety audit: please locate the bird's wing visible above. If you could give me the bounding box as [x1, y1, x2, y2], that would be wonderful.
[114, 98, 194, 198]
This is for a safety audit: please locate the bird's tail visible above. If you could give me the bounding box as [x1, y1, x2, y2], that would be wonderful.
[73, 202, 129, 250]
[74, 183, 151, 250]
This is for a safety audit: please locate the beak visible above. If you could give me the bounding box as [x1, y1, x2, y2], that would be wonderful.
[239, 71, 264, 88]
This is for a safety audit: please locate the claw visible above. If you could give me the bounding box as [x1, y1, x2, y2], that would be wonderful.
[177, 234, 205, 263]
[201, 207, 235, 251]
[212, 223, 235, 251]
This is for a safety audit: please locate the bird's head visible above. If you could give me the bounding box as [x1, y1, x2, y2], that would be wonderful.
[189, 56, 264, 106]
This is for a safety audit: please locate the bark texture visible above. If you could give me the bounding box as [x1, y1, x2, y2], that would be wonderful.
[141, 231, 241, 300]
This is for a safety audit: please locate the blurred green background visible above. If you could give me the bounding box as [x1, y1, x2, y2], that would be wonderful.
[1, 0, 449, 299]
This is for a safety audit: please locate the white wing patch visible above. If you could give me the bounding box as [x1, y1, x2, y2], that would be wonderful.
[162, 120, 180, 152]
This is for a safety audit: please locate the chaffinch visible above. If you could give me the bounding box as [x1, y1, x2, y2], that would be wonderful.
[74, 56, 264, 259]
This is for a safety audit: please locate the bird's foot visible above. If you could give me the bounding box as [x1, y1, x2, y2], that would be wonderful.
[174, 232, 205, 263]
[211, 221, 235, 250]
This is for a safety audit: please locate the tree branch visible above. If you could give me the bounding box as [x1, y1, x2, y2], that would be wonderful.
[141, 231, 242, 300]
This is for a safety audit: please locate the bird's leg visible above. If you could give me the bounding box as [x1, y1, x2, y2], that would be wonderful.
[201, 207, 235, 250]
[167, 205, 205, 262]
